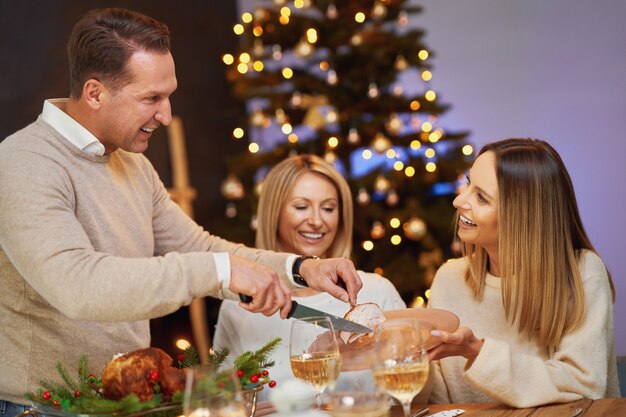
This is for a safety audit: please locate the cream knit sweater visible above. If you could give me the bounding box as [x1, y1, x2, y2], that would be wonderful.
[428, 251, 620, 407]
[0, 119, 291, 404]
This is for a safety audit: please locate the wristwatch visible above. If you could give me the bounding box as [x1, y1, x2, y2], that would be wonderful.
[291, 255, 320, 287]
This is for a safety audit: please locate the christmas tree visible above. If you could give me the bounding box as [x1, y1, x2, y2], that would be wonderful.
[216, 0, 472, 305]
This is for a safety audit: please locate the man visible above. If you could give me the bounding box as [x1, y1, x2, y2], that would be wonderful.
[0, 8, 361, 414]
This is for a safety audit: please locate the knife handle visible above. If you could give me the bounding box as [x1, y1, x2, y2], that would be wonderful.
[238, 293, 253, 303]
[286, 300, 298, 319]
[239, 294, 298, 318]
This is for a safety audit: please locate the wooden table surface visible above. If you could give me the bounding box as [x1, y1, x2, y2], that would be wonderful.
[256, 398, 625, 417]
[413, 398, 625, 416]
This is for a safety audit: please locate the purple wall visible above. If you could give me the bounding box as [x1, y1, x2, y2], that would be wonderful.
[414, 0, 626, 355]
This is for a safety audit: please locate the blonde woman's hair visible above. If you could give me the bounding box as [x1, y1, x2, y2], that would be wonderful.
[460, 138, 615, 350]
[255, 154, 353, 259]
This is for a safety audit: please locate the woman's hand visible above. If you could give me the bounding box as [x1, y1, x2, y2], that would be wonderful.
[427, 326, 484, 363]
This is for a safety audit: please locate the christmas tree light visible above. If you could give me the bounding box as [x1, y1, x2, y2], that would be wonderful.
[218, 0, 472, 302]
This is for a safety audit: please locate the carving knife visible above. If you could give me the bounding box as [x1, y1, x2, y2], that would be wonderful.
[239, 294, 372, 334]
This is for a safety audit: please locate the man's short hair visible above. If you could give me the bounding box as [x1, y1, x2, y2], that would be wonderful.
[67, 8, 171, 98]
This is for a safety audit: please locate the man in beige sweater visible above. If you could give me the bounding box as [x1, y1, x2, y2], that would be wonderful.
[0, 8, 362, 414]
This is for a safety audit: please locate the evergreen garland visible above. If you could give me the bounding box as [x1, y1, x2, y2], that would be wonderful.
[24, 338, 281, 415]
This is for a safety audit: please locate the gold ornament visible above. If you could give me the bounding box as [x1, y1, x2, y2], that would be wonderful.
[220, 174, 245, 200]
[250, 108, 266, 127]
[272, 44, 282, 60]
[302, 95, 330, 131]
[370, 221, 385, 239]
[374, 176, 390, 193]
[403, 217, 427, 241]
[326, 3, 338, 19]
[252, 39, 264, 57]
[385, 113, 403, 136]
[368, 82, 379, 99]
[275, 108, 287, 124]
[372, 132, 392, 153]
[327, 69, 338, 85]
[347, 128, 360, 144]
[291, 91, 302, 107]
[357, 188, 370, 205]
[225, 202, 237, 218]
[294, 37, 314, 57]
[398, 10, 409, 26]
[386, 189, 399, 206]
[371, 2, 387, 20]
[395, 55, 408, 70]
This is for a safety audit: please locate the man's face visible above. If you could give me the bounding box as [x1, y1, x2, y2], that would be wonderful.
[97, 50, 177, 154]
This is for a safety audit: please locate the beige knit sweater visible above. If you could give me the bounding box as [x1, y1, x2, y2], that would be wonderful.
[428, 251, 620, 407]
[0, 119, 291, 404]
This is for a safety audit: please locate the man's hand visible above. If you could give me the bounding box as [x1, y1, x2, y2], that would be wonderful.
[427, 327, 484, 363]
[298, 257, 362, 305]
[229, 254, 293, 318]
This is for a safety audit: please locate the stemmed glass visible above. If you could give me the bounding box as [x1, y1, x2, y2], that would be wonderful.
[289, 316, 342, 408]
[372, 319, 429, 417]
[327, 350, 390, 417]
[183, 365, 247, 417]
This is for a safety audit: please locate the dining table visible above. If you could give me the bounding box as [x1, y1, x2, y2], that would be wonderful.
[255, 397, 626, 417]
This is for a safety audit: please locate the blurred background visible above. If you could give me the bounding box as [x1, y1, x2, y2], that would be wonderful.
[1, 0, 624, 359]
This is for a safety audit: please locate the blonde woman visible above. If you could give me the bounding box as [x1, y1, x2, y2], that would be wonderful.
[214, 155, 405, 397]
[427, 138, 619, 407]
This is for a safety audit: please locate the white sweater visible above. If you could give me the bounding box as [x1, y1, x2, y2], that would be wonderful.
[427, 251, 620, 407]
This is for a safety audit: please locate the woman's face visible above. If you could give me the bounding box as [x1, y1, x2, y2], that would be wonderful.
[277, 172, 340, 258]
[453, 151, 499, 256]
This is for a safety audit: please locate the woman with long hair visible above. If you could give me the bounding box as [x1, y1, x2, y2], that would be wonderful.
[214, 154, 405, 398]
[427, 138, 619, 407]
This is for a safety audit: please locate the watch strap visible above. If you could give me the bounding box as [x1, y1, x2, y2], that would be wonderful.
[292, 255, 319, 287]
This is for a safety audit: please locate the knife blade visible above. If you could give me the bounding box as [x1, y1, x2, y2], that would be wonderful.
[287, 301, 372, 334]
[238, 294, 372, 334]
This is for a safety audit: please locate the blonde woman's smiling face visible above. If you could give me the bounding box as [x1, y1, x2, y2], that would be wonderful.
[453, 151, 499, 257]
[276, 172, 339, 258]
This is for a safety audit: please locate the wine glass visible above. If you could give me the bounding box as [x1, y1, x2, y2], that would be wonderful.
[183, 365, 247, 417]
[289, 316, 342, 408]
[372, 319, 429, 417]
[327, 350, 390, 417]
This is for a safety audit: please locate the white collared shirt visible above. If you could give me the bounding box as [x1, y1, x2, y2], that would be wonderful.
[41, 98, 106, 156]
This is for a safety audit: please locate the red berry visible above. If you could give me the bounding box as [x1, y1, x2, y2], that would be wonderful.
[74, 391, 81, 398]
[269, 380, 277, 388]
[177, 354, 185, 362]
[261, 370, 269, 377]
[218, 382, 225, 388]
[236, 369, 244, 378]
[42, 391, 51, 400]
[250, 374, 259, 384]
[149, 370, 160, 381]
[52, 400, 60, 407]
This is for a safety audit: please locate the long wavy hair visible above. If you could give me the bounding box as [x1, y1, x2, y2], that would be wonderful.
[460, 138, 615, 350]
[255, 154, 353, 258]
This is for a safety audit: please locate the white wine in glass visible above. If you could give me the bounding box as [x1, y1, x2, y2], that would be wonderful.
[373, 319, 429, 417]
[290, 316, 342, 407]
